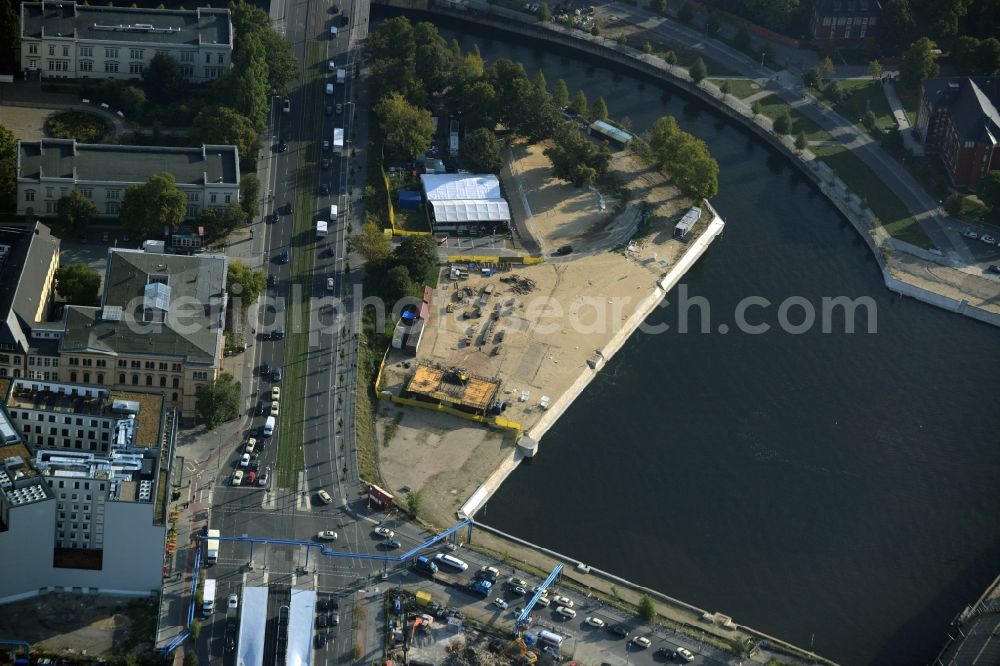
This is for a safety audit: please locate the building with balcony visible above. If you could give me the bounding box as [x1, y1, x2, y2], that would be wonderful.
[19, 0, 232, 82]
[15, 139, 240, 220]
[0, 378, 175, 603]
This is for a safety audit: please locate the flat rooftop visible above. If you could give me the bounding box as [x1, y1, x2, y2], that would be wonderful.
[20, 1, 231, 47]
[405, 363, 499, 412]
[17, 140, 239, 186]
[109, 390, 164, 449]
[421, 173, 503, 201]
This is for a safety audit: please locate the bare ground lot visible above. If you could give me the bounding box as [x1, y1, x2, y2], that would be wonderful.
[379, 146, 710, 526]
[0, 593, 157, 658]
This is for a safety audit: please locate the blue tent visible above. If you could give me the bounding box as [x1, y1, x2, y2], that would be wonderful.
[398, 190, 421, 210]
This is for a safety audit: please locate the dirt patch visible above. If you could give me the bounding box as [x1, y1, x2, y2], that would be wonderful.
[0, 593, 157, 658]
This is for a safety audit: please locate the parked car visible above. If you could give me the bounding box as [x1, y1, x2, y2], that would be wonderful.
[282, 97, 291, 112]
[267, 274, 276, 287]
[240, 453, 250, 467]
[314, 632, 327, 649]
[631, 636, 651, 649]
[555, 606, 576, 620]
[374, 526, 395, 539]
[272, 367, 282, 382]
[319, 184, 330, 196]
[232, 470, 244, 485]
[508, 577, 527, 589]
[246, 471, 256, 485]
[316, 614, 328, 628]
[981, 234, 997, 245]
[492, 598, 508, 610]
[272, 386, 281, 400]
[987, 264, 1000, 274]
[510, 586, 527, 597]
[279, 250, 290, 264]
[273, 328, 285, 340]
[270, 401, 280, 417]
[551, 595, 573, 608]
[276, 141, 288, 153]
[245, 438, 257, 454]
[317, 530, 338, 540]
[585, 616, 605, 628]
[228, 593, 239, 609]
[963, 230, 980, 239]
[555, 245, 573, 256]
[674, 646, 695, 662]
[479, 566, 500, 582]
[329, 612, 339, 626]
[336, 103, 343, 115]
[379, 539, 401, 550]
[325, 105, 333, 116]
[257, 472, 269, 487]
[607, 624, 629, 639]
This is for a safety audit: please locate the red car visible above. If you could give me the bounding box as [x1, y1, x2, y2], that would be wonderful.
[246, 471, 257, 485]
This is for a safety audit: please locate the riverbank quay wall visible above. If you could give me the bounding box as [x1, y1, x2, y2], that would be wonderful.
[467, 520, 839, 666]
[373, 0, 1000, 329]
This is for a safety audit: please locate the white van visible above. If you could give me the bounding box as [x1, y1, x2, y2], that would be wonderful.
[329, 204, 338, 220]
[433, 553, 468, 571]
[263, 415, 275, 437]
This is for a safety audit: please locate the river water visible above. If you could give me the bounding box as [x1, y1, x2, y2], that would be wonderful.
[379, 11, 1000, 664]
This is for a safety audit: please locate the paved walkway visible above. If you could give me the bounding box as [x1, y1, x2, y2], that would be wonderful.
[881, 78, 926, 155]
[604, 2, 971, 262]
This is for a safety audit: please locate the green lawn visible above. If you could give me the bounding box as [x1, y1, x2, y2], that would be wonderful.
[827, 79, 896, 132]
[811, 143, 934, 248]
[709, 77, 764, 99]
[275, 42, 325, 489]
[755, 94, 833, 142]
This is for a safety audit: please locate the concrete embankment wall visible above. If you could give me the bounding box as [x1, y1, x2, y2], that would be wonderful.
[374, 0, 1000, 329]
[473, 520, 839, 666]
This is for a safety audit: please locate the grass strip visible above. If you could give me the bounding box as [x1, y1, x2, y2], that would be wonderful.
[708, 77, 764, 99]
[276, 41, 325, 488]
[755, 94, 832, 142]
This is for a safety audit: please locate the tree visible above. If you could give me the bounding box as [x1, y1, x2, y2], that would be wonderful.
[590, 24, 600, 36]
[978, 38, 1000, 74]
[678, 2, 694, 23]
[878, 0, 916, 54]
[532, 70, 548, 95]
[649, 0, 667, 13]
[704, 11, 721, 36]
[183, 652, 199, 666]
[571, 90, 589, 117]
[638, 594, 656, 622]
[383, 264, 417, 305]
[537, 2, 551, 21]
[979, 170, 1000, 210]
[0, 1, 19, 52]
[544, 123, 611, 186]
[552, 79, 570, 108]
[189, 620, 202, 641]
[57, 190, 97, 237]
[592, 96, 609, 120]
[142, 53, 185, 105]
[256, 29, 298, 94]
[227, 260, 265, 304]
[199, 203, 246, 241]
[375, 92, 435, 158]
[751, 99, 763, 117]
[460, 128, 502, 173]
[664, 50, 678, 65]
[643, 41, 653, 54]
[54, 263, 101, 306]
[233, 33, 269, 131]
[240, 173, 260, 221]
[405, 491, 421, 516]
[734, 26, 752, 52]
[952, 35, 980, 74]
[415, 42, 456, 95]
[868, 59, 883, 80]
[394, 235, 439, 285]
[817, 56, 835, 84]
[192, 106, 260, 172]
[803, 67, 820, 88]
[862, 110, 877, 131]
[719, 81, 731, 98]
[119, 172, 187, 239]
[773, 111, 792, 135]
[899, 37, 940, 89]
[689, 57, 708, 83]
[195, 373, 241, 429]
[351, 220, 392, 264]
[795, 132, 808, 151]
[762, 43, 775, 64]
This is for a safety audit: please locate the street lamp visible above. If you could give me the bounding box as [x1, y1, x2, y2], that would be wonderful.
[760, 51, 765, 67]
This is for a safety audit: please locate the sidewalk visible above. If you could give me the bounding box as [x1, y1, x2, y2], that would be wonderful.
[881, 78, 925, 155]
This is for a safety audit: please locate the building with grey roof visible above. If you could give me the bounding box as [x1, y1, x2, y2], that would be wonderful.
[19, 0, 232, 82]
[0, 380, 175, 604]
[60, 247, 227, 418]
[809, 0, 881, 43]
[419, 173, 511, 233]
[16, 139, 240, 220]
[915, 77, 1000, 191]
[0, 222, 62, 383]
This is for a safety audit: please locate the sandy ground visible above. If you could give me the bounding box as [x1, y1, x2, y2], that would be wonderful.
[887, 252, 1000, 313]
[0, 593, 155, 657]
[379, 146, 708, 526]
[1, 105, 59, 141]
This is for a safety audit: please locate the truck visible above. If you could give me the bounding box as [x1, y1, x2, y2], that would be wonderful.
[316, 220, 328, 238]
[470, 578, 493, 598]
[332, 128, 344, 155]
[202, 578, 217, 617]
[336, 67, 346, 84]
[205, 529, 220, 564]
[414, 555, 438, 575]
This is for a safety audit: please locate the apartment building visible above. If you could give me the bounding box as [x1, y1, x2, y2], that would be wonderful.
[19, 0, 232, 82]
[16, 139, 240, 220]
[809, 0, 881, 43]
[0, 378, 174, 603]
[0, 222, 62, 383]
[59, 248, 228, 419]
